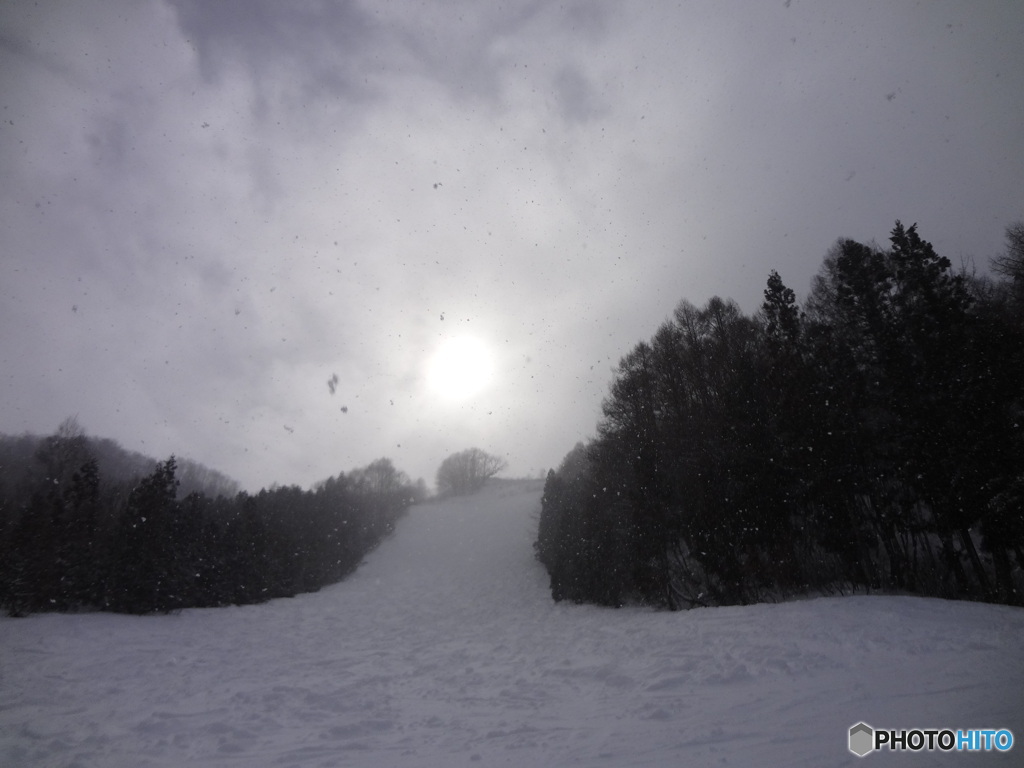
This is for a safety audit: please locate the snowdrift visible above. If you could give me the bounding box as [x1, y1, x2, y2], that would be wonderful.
[1, 478, 1021, 766]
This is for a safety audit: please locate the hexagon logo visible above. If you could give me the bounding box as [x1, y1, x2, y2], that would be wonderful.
[849, 722, 874, 757]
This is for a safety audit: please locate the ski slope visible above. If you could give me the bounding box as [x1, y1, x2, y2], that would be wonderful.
[1, 479, 1021, 766]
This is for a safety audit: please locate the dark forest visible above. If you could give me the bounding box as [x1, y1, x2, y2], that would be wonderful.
[0, 425, 423, 616]
[536, 222, 1024, 609]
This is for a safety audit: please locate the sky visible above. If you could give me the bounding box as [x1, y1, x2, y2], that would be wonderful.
[2, 1, 1022, 492]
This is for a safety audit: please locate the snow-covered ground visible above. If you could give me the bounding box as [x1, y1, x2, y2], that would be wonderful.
[1, 478, 1021, 767]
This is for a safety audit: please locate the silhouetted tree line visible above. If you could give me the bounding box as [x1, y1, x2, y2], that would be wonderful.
[537, 221, 1024, 609]
[0, 423, 242, 501]
[0, 420, 424, 616]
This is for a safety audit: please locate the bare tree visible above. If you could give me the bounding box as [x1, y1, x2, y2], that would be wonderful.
[435, 448, 507, 497]
[36, 416, 91, 486]
[992, 221, 1024, 282]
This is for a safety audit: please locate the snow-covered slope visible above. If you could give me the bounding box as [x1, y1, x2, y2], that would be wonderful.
[1, 479, 1021, 767]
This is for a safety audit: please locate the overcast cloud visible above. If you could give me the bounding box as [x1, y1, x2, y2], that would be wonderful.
[2, 0, 1022, 491]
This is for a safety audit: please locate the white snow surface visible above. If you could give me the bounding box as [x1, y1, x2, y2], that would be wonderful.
[1, 478, 1021, 767]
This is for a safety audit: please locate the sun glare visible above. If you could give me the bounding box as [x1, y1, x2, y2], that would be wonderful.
[427, 336, 495, 402]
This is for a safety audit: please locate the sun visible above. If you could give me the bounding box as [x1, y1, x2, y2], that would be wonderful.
[427, 335, 495, 402]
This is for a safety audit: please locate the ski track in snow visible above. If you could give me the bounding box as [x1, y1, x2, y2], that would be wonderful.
[1, 478, 1022, 767]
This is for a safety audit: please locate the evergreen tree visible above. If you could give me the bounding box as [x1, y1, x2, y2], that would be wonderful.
[105, 458, 182, 613]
